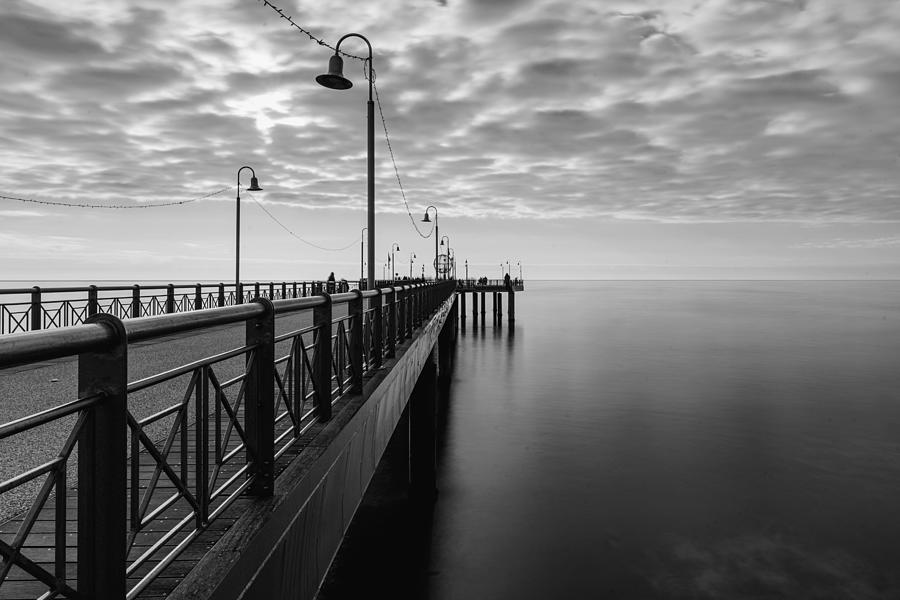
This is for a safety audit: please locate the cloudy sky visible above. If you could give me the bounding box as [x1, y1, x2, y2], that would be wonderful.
[1, 0, 899, 281]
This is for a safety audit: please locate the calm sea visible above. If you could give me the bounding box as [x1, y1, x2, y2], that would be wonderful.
[324, 280, 900, 599]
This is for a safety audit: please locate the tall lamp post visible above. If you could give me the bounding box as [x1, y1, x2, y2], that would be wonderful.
[447, 247, 456, 279]
[409, 252, 416, 279]
[465, 259, 469, 280]
[235, 166, 262, 298]
[391, 243, 400, 282]
[421, 206, 438, 280]
[316, 34, 375, 290]
[518, 261, 522, 280]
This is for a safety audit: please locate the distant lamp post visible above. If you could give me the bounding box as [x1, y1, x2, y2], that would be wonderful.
[440, 235, 450, 280]
[316, 34, 376, 290]
[447, 247, 456, 279]
[500, 263, 504, 278]
[506, 260, 510, 278]
[465, 259, 469, 280]
[391, 243, 400, 282]
[235, 166, 262, 297]
[409, 252, 416, 279]
[421, 206, 438, 279]
[517, 260, 522, 280]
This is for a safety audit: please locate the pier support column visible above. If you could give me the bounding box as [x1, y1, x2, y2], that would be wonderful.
[472, 292, 478, 322]
[460, 291, 466, 321]
[410, 349, 437, 502]
[508, 290, 515, 323]
[480, 292, 485, 317]
[497, 293, 502, 319]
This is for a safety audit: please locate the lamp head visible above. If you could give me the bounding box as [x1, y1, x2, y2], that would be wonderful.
[316, 54, 353, 90]
[247, 176, 262, 192]
[421, 211, 431, 223]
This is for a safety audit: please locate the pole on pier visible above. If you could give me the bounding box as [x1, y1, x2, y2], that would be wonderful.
[246, 298, 275, 497]
[30, 286, 41, 331]
[410, 348, 437, 502]
[313, 293, 333, 421]
[349, 290, 364, 393]
[78, 314, 127, 599]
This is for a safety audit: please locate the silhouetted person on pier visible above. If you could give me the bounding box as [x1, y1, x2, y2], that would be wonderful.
[504, 272, 511, 290]
[327, 272, 335, 294]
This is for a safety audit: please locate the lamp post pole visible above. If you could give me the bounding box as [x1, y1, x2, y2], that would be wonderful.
[518, 261, 522, 280]
[409, 252, 416, 279]
[465, 259, 469, 280]
[316, 34, 375, 290]
[391, 243, 400, 283]
[421, 206, 438, 280]
[235, 166, 262, 298]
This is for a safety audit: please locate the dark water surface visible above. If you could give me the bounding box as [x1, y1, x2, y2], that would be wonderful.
[327, 281, 900, 599]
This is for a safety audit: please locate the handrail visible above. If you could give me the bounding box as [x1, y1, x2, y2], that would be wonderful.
[0, 279, 459, 599]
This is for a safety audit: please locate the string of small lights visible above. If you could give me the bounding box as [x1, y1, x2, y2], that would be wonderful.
[255, 0, 435, 239]
[0, 186, 232, 209]
[246, 190, 358, 251]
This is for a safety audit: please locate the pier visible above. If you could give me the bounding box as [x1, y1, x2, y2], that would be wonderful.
[0, 279, 500, 599]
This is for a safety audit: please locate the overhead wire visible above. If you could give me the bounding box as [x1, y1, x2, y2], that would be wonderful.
[0, 186, 232, 209]
[245, 190, 358, 251]
[255, 0, 436, 239]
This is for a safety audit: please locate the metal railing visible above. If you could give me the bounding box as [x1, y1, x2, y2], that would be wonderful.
[0, 280, 456, 599]
[456, 278, 525, 291]
[0, 280, 361, 335]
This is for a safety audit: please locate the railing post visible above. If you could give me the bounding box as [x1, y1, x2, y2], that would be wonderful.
[245, 298, 275, 497]
[388, 287, 397, 357]
[254, 282, 260, 300]
[349, 290, 363, 392]
[292, 282, 298, 298]
[313, 294, 333, 421]
[131, 285, 141, 318]
[302, 282, 307, 297]
[373, 288, 383, 368]
[194, 283, 202, 311]
[269, 282, 275, 299]
[86, 285, 98, 318]
[282, 282, 287, 300]
[398, 286, 407, 342]
[165, 284, 175, 314]
[218, 283, 225, 307]
[78, 314, 127, 599]
[30, 286, 41, 331]
[236, 283, 243, 305]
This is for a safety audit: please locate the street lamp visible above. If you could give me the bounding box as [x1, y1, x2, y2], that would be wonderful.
[421, 206, 438, 280]
[360, 227, 367, 284]
[500, 263, 504, 278]
[447, 247, 456, 279]
[391, 243, 400, 282]
[465, 259, 469, 280]
[440, 235, 450, 280]
[316, 33, 376, 290]
[518, 260, 522, 280]
[409, 252, 416, 279]
[235, 166, 262, 298]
